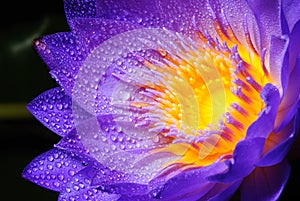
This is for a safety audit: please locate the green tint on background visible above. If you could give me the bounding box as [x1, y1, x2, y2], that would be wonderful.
[0, 0, 68, 106]
[0, 0, 67, 200]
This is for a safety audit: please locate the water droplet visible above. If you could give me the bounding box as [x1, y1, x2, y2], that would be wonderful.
[58, 174, 64, 181]
[68, 170, 75, 176]
[73, 185, 80, 191]
[54, 182, 60, 188]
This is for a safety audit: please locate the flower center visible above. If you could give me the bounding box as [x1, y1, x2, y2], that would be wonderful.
[111, 22, 272, 174]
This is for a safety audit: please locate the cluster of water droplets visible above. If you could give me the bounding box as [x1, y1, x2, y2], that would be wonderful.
[28, 87, 75, 137]
[23, 148, 90, 192]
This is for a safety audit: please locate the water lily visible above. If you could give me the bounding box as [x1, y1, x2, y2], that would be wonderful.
[23, 0, 300, 200]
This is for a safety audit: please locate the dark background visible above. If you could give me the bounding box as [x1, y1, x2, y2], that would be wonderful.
[1, 0, 65, 200]
[0, 0, 299, 200]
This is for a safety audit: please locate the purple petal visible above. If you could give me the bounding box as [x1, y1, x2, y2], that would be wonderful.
[117, 195, 156, 201]
[22, 148, 90, 192]
[282, 0, 300, 32]
[281, 4, 290, 35]
[246, 0, 282, 49]
[102, 183, 148, 196]
[209, 137, 265, 183]
[159, 183, 215, 201]
[208, 0, 260, 51]
[34, 32, 86, 94]
[34, 32, 84, 71]
[246, 83, 280, 139]
[58, 166, 121, 201]
[154, 162, 228, 200]
[94, 113, 157, 151]
[274, 55, 300, 131]
[50, 19, 148, 94]
[64, 0, 97, 20]
[256, 132, 294, 167]
[70, 18, 141, 54]
[240, 160, 291, 201]
[257, 107, 300, 166]
[198, 180, 242, 201]
[156, 0, 194, 34]
[269, 35, 289, 95]
[188, 0, 216, 34]
[275, 95, 300, 133]
[288, 20, 300, 73]
[77, 110, 177, 184]
[91, 164, 129, 187]
[158, 0, 260, 49]
[50, 18, 140, 93]
[99, 0, 162, 27]
[27, 87, 75, 137]
[275, 31, 300, 130]
[50, 69, 77, 96]
[55, 130, 88, 154]
[65, 0, 163, 29]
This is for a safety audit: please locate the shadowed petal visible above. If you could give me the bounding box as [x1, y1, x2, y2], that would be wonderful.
[240, 160, 291, 201]
[275, 22, 300, 130]
[275, 58, 300, 130]
[27, 87, 74, 137]
[155, 162, 228, 200]
[257, 107, 300, 166]
[288, 20, 300, 72]
[257, 133, 294, 167]
[199, 181, 242, 201]
[117, 194, 155, 201]
[276, 95, 300, 132]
